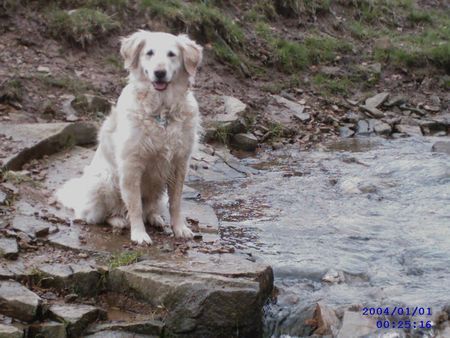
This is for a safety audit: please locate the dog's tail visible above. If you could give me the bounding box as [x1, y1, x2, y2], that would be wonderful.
[55, 177, 90, 217]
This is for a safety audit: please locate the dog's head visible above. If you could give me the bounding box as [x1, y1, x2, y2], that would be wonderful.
[120, 31, 203, 91]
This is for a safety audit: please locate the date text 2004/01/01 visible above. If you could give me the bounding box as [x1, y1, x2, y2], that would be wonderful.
[362, 307, 432, 317]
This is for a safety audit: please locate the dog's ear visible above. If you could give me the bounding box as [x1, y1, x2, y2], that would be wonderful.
[177, 35, 203, 78]
[120, 31, 146, 70]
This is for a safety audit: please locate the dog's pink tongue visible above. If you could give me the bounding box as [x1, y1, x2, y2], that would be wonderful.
[153, 82, 168, 91]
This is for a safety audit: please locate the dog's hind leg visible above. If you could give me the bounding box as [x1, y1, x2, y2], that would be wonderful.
[106, 216, 129, 229]
[143, 193, 167, 230]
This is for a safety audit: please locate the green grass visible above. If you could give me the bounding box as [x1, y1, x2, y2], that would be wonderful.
[36, 74, 93, 94]
[109, 251, 141, 269]
[141, 0, 244, 48]
[0, 78, 23, 103]
[313, 73, 352, 96]
[407, 10, 433, 25]
[140, 0, 246, 70]
[373, 20, 450, 73]
[255, 21, 351, 73]
[46, 7, 120, 47]
[273, 0, 331, 18]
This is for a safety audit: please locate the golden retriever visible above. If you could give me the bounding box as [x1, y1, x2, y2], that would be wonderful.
[56, 31, 203, 244]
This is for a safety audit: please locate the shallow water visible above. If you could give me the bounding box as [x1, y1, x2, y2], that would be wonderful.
[195, 137, 450, 337]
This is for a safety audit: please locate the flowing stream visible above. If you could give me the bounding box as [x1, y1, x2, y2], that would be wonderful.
[194, 137, 450, 337]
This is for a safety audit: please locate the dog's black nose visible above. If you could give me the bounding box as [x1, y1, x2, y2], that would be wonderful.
[154, 70, 166, 80]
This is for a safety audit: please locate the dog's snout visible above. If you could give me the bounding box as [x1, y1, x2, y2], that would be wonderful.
[154, 70, 167, 80]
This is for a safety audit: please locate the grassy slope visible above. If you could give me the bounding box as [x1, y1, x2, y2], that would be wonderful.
[0, 0, 448, 128]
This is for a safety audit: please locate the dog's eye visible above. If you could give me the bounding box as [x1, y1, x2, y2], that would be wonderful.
[167, 51, 176, 57]
[146, 50, 154, 56]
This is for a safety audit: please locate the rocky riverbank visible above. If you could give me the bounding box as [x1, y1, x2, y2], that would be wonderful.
[0, 122, 273, 337]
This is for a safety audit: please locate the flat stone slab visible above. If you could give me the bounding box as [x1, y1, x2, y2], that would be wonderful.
[28, 321, 66, 338]
[0, 122, 97, 171]
[84, 331, 151, 338]
[189, 147, 247, 182]
[108, 253, 273, 337]
[37, 262, 101, 296]
[0, 280, 42, 322]
[49, 304, 106, 337]
[86, 320, 164, 336]
[0, 324, 23, 338]
[0, 238, 19, 260]
[11, 214, 50, 238]
[0, 259, 28, 280]
[432, 141, 450, 155]
[396, 124, 422, 136]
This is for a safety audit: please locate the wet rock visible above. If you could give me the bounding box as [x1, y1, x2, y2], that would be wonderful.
[206, 96, 247, 137]
[384, 95, 407, 107]
[28, 321, 66, 338]
[188, 147, 247, 182]
[0, 280, 42, 322]
[432, 141, 450, 155]
[396, 124, 422, 137]
[342, 111, 364, 123]
[339, 126, 354, 138]
[86, 320, 164, 336]
[231, 133, 258, 151]
[322, 269, 345, 283]
[49, 304, 106, 338]
[180, 200, 219, 233]
[272, 95, 310, 122]
[223, 96, 247, 117]
[182, 185, 200, 200]
[11, 214, 50, 238]
[0, 238, 19, 260]
[36, 262, 102, 296]
[0, 259, 28, 280]
[108, 253, 273, 337]
[271, 304, 316, 337]
[373, 120, 392, 135]
[365, 92, 389, 109]
[356, 120, 373, 135]
[0, 324, 23, 338]
[0, 122, 97, 171]
[337, 311, 377, 338]
[312, 302, 340, 336]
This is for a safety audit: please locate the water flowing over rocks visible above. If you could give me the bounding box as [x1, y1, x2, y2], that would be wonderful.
[0, 324, 23, 338]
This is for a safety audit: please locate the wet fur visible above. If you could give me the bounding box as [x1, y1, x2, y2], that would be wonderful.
[56, 31, 203, 244]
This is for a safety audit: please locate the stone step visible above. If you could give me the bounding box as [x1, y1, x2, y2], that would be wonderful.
[0, 280, 42, 322]
[108, 252, 273, 337]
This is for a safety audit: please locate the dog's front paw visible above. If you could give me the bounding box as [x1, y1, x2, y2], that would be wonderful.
[131, 228, 153, 245]
[172, 222, 194, 239]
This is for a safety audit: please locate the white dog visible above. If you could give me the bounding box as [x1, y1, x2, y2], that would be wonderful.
[56, 31, 203, 244]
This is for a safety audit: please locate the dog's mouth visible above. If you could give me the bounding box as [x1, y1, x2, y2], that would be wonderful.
[152, 81, 169, 91]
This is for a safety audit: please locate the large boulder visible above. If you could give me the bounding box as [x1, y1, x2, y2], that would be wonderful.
[0, 122, 97, 170]
[0, 280, 42, 322]
[49, 304, 106, 338]
[108, 253, 273, 337]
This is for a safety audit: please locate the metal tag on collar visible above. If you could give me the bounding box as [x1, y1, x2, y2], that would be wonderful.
[155, 111, 167, 127]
